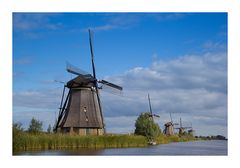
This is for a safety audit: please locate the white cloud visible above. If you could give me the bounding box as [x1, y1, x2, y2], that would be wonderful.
[13, 13, 189, 37]
[203, 40, 226, 51]
[13, 89, 62, 131]
[13, 52, 227, 136]
[151, 13, 187, 21]
[80, 13, 188, 32]
[13, 13, 62, 32]
[13, 13, 63, 39]
[80, 24, 118, 33]
[13, 107, 56, 131]
[104, 116, 137, 134]
[13, 89, 62, 109]
[93, 24, 116, 31]
[101, 52, 227, 136]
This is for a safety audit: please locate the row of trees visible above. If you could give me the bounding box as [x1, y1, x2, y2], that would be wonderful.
[13, 118, 52, 134]
[14, 113, 188, 142]
[14, 114, 158, 140]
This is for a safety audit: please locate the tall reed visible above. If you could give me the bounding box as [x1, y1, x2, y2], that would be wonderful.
[13, 132, 148, 152]
[13, 131, 198, 153]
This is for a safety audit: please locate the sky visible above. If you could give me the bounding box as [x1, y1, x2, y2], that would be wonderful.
[13, 13, 227, 137]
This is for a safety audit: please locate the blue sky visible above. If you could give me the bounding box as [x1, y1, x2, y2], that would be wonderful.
[13, 13, 227, 137]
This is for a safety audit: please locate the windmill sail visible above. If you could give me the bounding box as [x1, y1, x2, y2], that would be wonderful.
[89, 29, 96, 79]
[153, 114, 160, 118]
[146, 94, 160, 124]
[66, 62, 91, 77]
[99, 80, 123, 91]
[88, 29, 105, 133]
[148, 93, 153, 116]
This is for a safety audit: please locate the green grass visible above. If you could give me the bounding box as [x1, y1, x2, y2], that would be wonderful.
[13, 131, 198, 153]
[13, 132, 148, 152]
[156, 134, 198, 144]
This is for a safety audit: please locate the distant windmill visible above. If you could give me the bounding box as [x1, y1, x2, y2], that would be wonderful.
[163, 112, 178, 136]
[174, 117, 192, 136]
[187, 122, 195, 136]
[147, 93, 160, 121]
[54, 29, 123, 135]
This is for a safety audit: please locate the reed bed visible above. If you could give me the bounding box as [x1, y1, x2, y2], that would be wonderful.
[13, 131, 197, 153]
[156, 134, 197, 144]
[13, 132, 148, 152]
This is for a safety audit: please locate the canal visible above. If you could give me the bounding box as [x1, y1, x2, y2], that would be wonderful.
[14, 140, 227, 156]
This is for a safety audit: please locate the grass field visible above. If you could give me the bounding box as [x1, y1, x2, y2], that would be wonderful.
[13, 131, 197, 152]
[13, 132, 148, 152]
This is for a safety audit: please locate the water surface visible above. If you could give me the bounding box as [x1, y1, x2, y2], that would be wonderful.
[14, 140, 227, 156]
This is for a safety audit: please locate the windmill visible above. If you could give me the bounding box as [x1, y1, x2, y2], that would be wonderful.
[147, 93, 160, 121]
[146, 93, 160, 145]
[187, 122, 195, 136]
[174, 117, 192, 136]
[54, 29, 123, 135]
[163, 112, 178, 136]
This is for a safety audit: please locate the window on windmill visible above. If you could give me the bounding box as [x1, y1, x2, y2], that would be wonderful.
[85, 116, 89, 122]
[83, 107, 87, 113]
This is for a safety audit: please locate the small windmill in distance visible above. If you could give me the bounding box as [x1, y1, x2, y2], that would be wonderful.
[163, 112, 179, 136]
[174, 117, 192, 136]
[187, 122, 195, 136]
[147, 93, 160, 121]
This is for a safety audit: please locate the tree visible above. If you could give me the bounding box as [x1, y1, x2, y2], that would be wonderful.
[134, 112, 161, 141]
[13, 122, 24, 132]
[13, 122, 24, 135]
[28, 118, 43, 134]
[47, 124, 52, 133]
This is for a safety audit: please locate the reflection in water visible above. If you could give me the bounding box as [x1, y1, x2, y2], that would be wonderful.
[14, 140, 227, 156]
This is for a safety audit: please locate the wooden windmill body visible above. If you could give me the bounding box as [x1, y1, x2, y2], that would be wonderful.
[54, 30, 122, 135]
[164, 122, 175, 135]
[163, 112, 178, 136]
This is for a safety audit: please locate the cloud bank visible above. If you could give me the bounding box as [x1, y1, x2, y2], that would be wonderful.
[13, 52, 227, 136]
[101, 52, 227, 136]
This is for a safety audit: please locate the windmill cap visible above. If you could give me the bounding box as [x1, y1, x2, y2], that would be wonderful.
[67, 75, 96, 88]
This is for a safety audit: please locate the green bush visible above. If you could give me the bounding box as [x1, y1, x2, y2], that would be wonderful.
[28, 118, 43, 134]
[134, 112, 161, 141]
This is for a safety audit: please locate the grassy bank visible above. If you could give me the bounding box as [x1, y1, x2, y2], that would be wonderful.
[156, 134, 197, 144]
[13, 132, 148, 152]
[13, 131, 199, 153]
